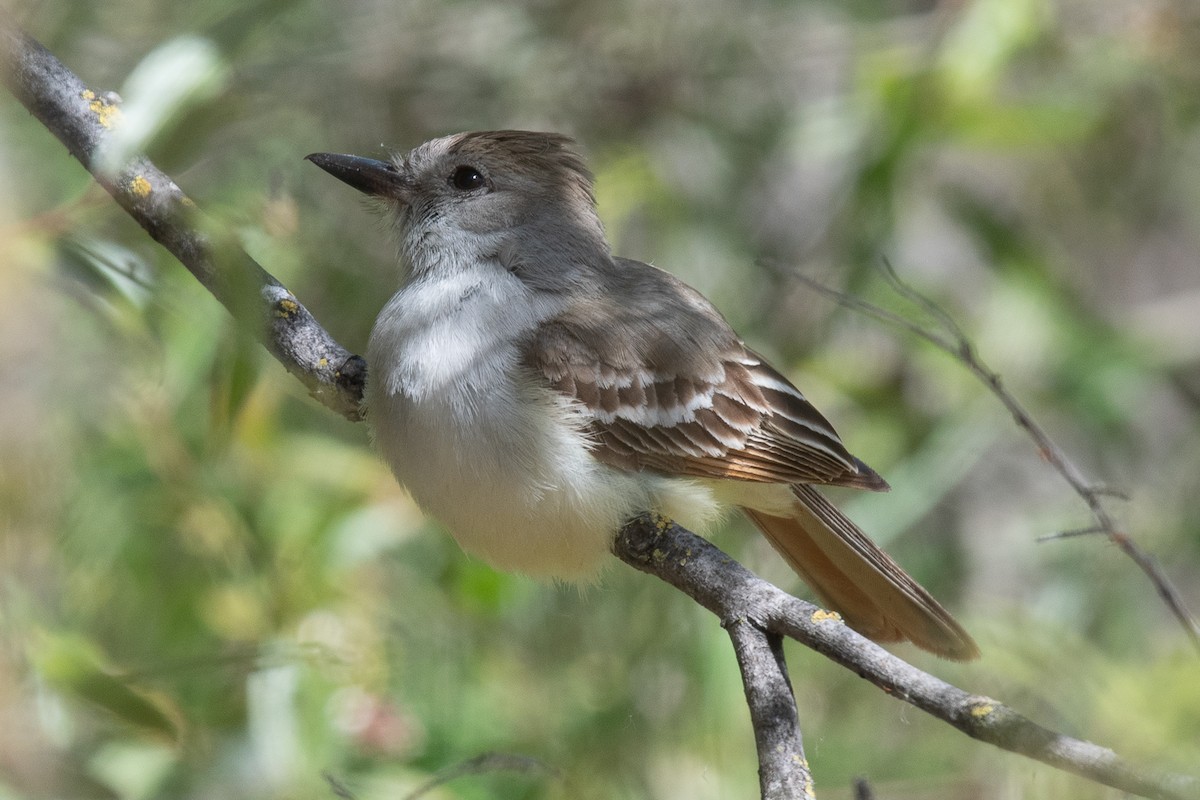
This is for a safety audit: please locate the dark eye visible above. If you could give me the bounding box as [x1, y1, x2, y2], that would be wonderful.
[449, 165, 486, 191]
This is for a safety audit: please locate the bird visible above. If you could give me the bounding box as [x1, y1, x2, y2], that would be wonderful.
[307, 130, 978, 660]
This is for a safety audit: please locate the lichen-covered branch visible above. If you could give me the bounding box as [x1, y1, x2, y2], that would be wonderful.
[614, 514, 1200, 800]
[0, 18, 366, 420]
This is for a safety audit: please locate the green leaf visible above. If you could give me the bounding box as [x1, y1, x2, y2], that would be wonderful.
[96, 36, 228, 174]
[32, 632, 184, 743]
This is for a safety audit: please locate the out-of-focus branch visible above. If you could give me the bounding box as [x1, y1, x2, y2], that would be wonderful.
[0, 17, 366, 420]
[400, 753, 559, 800]
[786, 260, 1200, 652]
[615, 514, 1200, 800]
[852, 777, 875, 800]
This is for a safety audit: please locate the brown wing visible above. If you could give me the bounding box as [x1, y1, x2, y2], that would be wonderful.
[524, 270, 887, 491]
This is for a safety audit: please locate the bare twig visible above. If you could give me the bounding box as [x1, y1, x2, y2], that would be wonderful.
[615, 514, 1200, 800]
[6, 17, 1198, 800]
[1038, 526, 1109, 542]
[322, 771, 356, 800]
[331, 756, 558, 800]
[786, 260, 1200, 651]
[401, 753, 559, 800]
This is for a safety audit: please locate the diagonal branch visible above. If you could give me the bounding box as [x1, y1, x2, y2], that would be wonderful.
[0, 17, 366, 421]
[615, 514, 1200, 800]
[785, 261, 1200, 652]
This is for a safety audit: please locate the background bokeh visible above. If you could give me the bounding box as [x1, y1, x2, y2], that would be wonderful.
[2, 0, 1199, 798]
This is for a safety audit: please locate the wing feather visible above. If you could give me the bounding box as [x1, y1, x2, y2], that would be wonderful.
[525, 282, 887, 491]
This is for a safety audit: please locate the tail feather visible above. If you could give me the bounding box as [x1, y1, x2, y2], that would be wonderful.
[742, 484, 978, 661]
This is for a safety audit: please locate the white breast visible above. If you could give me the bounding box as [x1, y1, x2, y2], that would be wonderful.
[365, 265, 721, 578]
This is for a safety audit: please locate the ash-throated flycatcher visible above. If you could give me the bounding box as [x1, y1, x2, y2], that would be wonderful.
[308, 130, 978, 660]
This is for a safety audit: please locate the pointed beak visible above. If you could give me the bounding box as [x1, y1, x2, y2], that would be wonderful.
[305, 152, 408, 198]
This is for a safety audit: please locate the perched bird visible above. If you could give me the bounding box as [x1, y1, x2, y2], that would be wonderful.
[308, 130, 978, 660]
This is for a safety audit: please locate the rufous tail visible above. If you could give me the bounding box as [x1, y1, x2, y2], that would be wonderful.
[742, 484, 978, 661]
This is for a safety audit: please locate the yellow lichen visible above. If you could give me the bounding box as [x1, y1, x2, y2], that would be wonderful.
[317, 357, 329, 368]
[128, 176, 152, 198]
[792, 757, 814, 799]
[810, 609, 842, 624]
[970, 702, 995, 718]
[275, 298, 300, 318]
[85, 91, 122, 129]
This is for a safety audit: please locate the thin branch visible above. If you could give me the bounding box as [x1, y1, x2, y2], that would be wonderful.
[401, 753, 560, 800]
[0, 17, 365, 421]
[326, 754, 559, 800]
[786, 260, 1200, 651]
[614, 514, 1200, 800]
[322, 772, 356, 800]
[727, 620, 813, 800]
[1038, 526, 1109, 542]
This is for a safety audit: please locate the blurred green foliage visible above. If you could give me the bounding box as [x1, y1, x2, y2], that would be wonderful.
[2, 0, 1199, 798]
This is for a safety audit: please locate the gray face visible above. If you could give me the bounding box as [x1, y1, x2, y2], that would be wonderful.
[309, 130, 609, 280]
